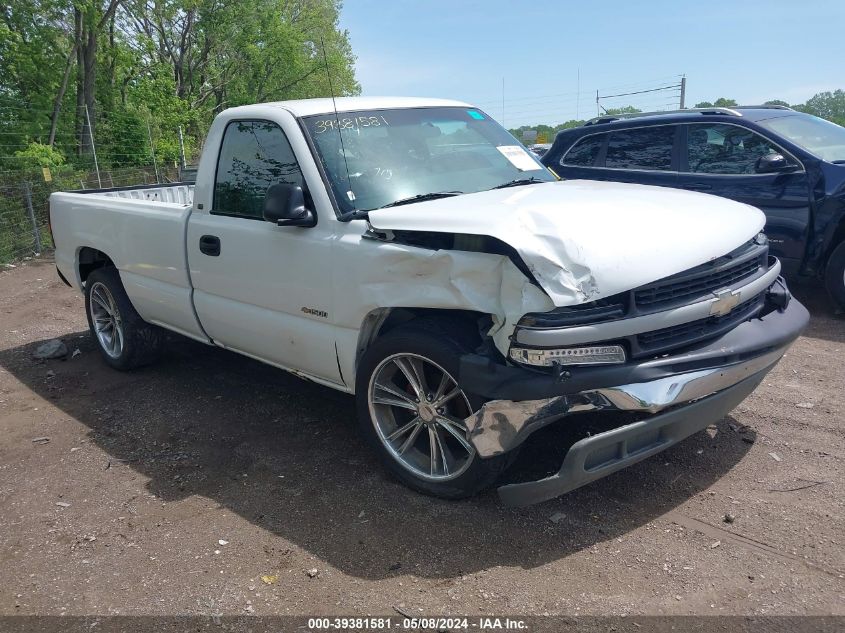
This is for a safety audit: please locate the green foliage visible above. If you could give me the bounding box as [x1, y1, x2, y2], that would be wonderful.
[694, 98, 738, 108]
[509, 120, 584, 143]
[95, 105, 149, 167]
[0, 0, 358, 173]
[764, 99, 790, 107]
[12, 143, 66, 169]
[714, 98, 738, 107]
[604, 106, 642, 115]
[508, 106, 643, 143]
[794, 90, 845, 126]
[0, 0, 358, 262]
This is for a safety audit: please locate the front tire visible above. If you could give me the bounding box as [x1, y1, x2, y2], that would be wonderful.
[825, 241, 845, 313]
[85, 267, 163, 370]
[355, 320, 513, 499]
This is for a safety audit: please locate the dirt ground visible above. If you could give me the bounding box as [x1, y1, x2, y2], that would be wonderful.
[0, 257, 842, 618]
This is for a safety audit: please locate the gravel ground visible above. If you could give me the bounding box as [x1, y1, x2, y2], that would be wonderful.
[0, 257, 843, 617]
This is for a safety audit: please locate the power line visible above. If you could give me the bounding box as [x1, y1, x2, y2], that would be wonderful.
[468, 73, 684, 105]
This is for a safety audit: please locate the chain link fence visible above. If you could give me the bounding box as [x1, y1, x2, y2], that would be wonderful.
[0, 164, 179, 265]
[0, 181, 51, 263]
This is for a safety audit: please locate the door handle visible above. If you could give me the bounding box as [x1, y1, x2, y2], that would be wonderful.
[199, 235, 221, 256]
[682, 183, 712, 191]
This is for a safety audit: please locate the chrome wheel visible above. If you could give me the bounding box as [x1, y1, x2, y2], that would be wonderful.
[89, 281, 124, 359]
[368, 353, 476, 482]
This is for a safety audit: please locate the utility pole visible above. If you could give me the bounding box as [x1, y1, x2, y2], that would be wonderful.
[680, 76, 686, 109]
[596, 90, 600, 116]
[84, 104, 101, 188]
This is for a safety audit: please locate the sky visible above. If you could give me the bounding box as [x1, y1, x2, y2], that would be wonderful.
[340, 0, 845, 128]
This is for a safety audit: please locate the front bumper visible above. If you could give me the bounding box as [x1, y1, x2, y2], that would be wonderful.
[458, 296, 809, 506]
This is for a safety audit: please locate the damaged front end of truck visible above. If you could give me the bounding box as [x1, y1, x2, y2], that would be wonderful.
[364, 181, 808, 506]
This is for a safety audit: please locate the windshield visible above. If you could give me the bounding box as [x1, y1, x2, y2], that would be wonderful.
[302, 107, 554, 213]
[758, 113, 845, 163]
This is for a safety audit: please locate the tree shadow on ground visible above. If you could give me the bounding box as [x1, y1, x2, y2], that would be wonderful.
[0, 332, 755, 580]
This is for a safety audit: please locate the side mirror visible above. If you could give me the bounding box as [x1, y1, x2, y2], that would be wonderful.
[263, 183, 316, 227]
[755, 153, 798, 174]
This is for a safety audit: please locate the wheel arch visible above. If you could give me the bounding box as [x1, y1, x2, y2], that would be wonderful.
[353, 307, 492, 379]
[77, 247, 116, 287]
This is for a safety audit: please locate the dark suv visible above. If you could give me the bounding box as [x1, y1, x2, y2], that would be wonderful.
[541, 106, 845, 309]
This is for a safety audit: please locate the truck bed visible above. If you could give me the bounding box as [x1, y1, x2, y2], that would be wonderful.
[50, 181, 206, 341]
[72, 182, 194, 205]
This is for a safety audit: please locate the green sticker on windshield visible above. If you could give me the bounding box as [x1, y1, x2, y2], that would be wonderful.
[467, 110, 484, 120]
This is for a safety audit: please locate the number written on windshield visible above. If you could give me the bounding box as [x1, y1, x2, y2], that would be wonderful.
[314, 116, 390, 134]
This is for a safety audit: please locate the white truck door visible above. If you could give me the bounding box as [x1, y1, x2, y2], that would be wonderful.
[186, 116, 341, 386]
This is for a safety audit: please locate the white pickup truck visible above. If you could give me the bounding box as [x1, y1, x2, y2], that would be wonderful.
[49, 97, 808, 506]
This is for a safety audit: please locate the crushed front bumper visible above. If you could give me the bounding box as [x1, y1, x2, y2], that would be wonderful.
[458, 296, 809, 506]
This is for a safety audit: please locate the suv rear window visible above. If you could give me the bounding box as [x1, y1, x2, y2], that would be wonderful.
[561, 134, 605, 167]
[605, 126, 676, 171]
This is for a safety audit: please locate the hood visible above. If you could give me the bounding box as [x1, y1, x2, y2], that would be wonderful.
[367, 179, 766, 306]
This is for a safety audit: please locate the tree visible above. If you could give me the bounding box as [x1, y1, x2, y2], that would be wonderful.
[604, 105, 641, 115]
[74, 0, 122, 156]
[0, 0, 359, 174]
[764, 99, 790, 107]
[694, 98, 738, 108]
[509, 119, 586, 143]
[0, 0, 74, 147]
[795, 90, 845, 126]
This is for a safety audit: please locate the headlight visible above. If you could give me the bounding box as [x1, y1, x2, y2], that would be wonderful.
[509, 344, 626, 367]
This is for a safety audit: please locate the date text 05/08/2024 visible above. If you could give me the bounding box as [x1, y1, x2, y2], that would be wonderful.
[306, 616, 529, 630]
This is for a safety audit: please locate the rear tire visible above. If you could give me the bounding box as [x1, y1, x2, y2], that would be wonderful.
[824, 241, 845, 313]
[84, 267, 163, 370]
[355, 319, 514, 499]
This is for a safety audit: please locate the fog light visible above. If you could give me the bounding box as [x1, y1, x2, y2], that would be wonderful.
[509, 344, 626, 367]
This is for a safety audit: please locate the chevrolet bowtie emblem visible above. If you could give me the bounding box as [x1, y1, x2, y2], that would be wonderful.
[710, 288, 741, 317]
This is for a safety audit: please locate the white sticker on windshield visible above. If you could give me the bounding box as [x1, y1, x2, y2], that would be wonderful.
[496, 145, 544, 171]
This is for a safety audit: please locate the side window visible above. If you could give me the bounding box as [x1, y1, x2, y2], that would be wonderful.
[605, 126, 676, 171]
[213, 120, 303, 219]
[561, 134, 605, 167]
[686, 124, 784, 175]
